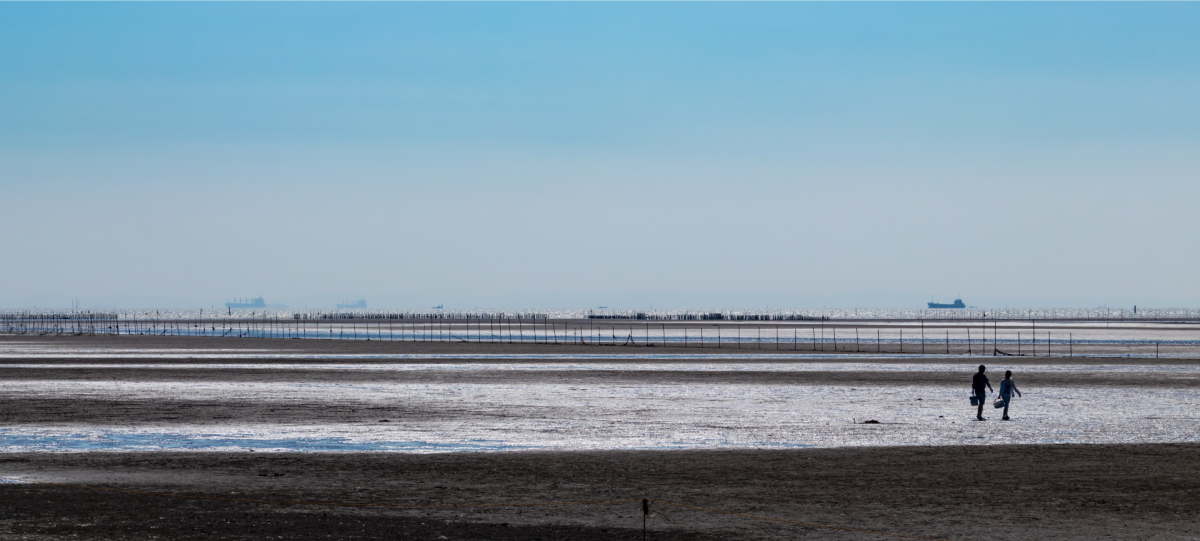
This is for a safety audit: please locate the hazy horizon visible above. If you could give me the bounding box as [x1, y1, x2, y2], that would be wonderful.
[4, 3, 1198, 310]
[0, 291, 1177, 312]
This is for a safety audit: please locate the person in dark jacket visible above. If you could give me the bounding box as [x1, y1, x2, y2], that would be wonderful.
[972, 365, 993, 421]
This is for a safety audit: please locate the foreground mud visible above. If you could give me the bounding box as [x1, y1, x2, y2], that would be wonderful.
[2, 444, 1198, 540]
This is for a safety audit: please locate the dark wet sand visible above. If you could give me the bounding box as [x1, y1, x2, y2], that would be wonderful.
[2, 444, 1199, 540]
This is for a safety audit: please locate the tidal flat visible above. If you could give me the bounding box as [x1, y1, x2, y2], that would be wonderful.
[1, 335, 1197, 540]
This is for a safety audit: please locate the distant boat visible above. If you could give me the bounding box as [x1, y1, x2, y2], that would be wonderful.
[336, 299, 367, 309]
[226, 297, 266, 309]
[928, 298, 966, 309]
[432, 304, 443, 309]
[597, 306, 608, 309]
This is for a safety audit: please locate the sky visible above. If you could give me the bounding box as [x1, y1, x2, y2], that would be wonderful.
[2, 3, 1198, 310]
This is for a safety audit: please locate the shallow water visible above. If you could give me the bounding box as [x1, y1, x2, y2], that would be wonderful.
[2, 335, 1199, 360]
[0, 432, 525, 453]
[3, 361, 1200, 373]
[8, 316, 1200, 348]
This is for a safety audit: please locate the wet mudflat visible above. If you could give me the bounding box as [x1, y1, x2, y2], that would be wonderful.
[2, 334, 1199, 450]
[1, 335, 1198, 539]
[2, 444, 1199, 540]
[2, 344, 1197, 451]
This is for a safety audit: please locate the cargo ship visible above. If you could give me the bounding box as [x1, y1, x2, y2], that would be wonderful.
[927, 298, 966, 309]
[336, 299, 367, 309]
[225, 297, 266, 309]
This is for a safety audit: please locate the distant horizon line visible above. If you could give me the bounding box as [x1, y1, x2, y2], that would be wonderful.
[0, 305, 1187, 312]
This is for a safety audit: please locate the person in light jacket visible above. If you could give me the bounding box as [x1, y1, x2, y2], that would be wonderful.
[998, 370, 1022, 421]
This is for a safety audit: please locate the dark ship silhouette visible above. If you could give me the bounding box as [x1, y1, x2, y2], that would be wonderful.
[928, 298, 966, 309]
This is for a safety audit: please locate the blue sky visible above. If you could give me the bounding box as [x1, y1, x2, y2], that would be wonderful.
[2, 3, 1198, 310]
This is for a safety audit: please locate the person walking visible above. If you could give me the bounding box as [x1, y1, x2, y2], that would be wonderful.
[998, 370, 1022, 420]
[972, 365, 993, 421]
